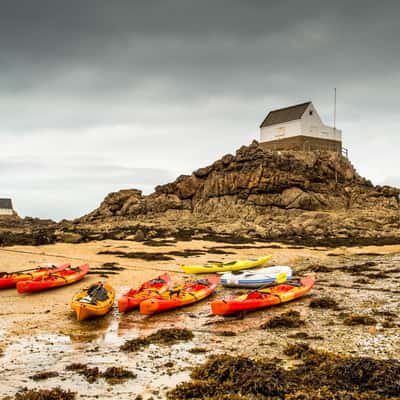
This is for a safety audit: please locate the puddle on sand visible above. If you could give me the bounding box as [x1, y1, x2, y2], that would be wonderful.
[0, 298, 229, 400]
[0, 325, 198, 399]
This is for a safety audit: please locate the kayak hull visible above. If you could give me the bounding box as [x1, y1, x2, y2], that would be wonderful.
[140, 275, 219, 315]
[220, 266, 293, 288]
[16, 264, 90, 293]
[181, 256, 272, 274]
[118, 273, 171, 312]
[71, 282, 115, 321]
[0, 264, 70, 289]
[211, 275, 315, 316]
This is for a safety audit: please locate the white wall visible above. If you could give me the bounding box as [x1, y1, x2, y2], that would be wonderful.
[0, 209, 13, 215]
[260, 119, 302, 142]
[260, 103, 341, 143]
[300, 103, 342, 141]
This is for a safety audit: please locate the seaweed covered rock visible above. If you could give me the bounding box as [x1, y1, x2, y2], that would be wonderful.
[14, 388, 76, 400]
[120, 328, 194, 352]
[168, 343, 400, 399]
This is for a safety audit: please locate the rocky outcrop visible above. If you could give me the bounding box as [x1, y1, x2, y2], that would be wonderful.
[2, 142, 399, 247]
[67, 141, 399, 246]
[0, 216, 56, 246]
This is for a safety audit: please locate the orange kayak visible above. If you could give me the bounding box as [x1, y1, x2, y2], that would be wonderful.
[140, 275, 219, 315]
[16, 264, 90, 293]
[71, 282, 115, 321]
[211, 275, 315, 316]
[0, 263, 70, 289]
[118, 273, 171, 312]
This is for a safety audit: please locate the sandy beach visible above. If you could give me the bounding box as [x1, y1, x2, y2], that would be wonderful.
[0, 240, 399, 398]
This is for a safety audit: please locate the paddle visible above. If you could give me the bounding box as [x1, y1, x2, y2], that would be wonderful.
[80, 282, 105, 304]
[0, 264, 56, 276]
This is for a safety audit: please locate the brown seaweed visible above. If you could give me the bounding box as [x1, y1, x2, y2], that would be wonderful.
[14, 388, 76, 400]
[260, 310, 304, 329]
[168, 343, 400, 399]
[309, 296, 339, 309]
[120, 328, 194, 352]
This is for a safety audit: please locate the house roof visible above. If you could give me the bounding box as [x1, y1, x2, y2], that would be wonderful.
[0, 198, 13, 209]
[260, 101, 311, 128]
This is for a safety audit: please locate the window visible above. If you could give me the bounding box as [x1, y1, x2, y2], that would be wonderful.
[309, 110, 313, 116]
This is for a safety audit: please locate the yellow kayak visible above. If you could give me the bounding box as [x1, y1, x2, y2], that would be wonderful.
[181, 255, 272, 274]
[71, 282, 115, 321]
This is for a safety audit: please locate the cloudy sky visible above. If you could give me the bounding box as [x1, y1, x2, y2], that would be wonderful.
[1, 1, 399, 220]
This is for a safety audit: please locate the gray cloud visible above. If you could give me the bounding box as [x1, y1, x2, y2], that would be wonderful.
[0, 1, 399, 219]
[0, 155, 173, 219]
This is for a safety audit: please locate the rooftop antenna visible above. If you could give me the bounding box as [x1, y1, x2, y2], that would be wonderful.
[333, 87, 337, 134]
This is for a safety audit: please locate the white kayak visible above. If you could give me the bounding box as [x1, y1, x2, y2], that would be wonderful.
[220, 266, 293, 288]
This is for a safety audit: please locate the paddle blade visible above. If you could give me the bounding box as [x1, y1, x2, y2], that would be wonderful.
[275, 271, 287, 284]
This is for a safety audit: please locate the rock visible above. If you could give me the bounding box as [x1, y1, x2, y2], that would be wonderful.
[12, 142, 398, 247]
[57, 232, 83, 243]
[133, 229, 145, 242]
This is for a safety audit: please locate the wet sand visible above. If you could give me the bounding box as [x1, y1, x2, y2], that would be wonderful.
[0, 240, 399, 399]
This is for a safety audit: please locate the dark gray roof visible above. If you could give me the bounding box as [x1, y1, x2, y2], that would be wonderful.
[0, 198, 13, 209]
[260, 101, 311, 128]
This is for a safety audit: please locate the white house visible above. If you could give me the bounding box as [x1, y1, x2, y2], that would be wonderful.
[0, 198, 14, 216]
[259, 102, 342, 153]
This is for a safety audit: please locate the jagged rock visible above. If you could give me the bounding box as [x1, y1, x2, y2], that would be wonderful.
[3, 143, 398, 247]
[69, 143, 399, 245]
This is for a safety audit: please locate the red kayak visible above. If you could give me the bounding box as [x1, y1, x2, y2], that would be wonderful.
[0, 263, 70, 289]
[140, 275, 219, 315]
[211, 275, 315, 316]
[118, 273, 172, 312]
[16, 264, 90, 293]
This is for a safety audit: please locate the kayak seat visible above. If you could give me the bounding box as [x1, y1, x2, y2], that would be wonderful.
[150, 278, 166, 284]
[87, 284, 109, 301]
[194, 279, 211, 286]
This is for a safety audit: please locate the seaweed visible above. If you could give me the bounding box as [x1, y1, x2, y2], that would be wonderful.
[309, 296, 339, 309]
[381, 319, 397, 328]
[14, 388, 76, 400]
[188, 347, 208, 354]
[65, 363, 99, 383]
[30, 371, 59, 381]
[365, 272, 390, 279]
[287, 332, 324, 340]
[213, 330, 237, 337]
[97, 250, 174, 261]
[353, 278, 371, 284]
[98, 248, 209, 260]
[120, 328, 194, 352]
[101, 367, 136, 384]
[260, 310, 304, 329]
[307, 264, 331, 273]
[341, 262, 378, 273]
[343, 314, 377, 326]
[168, 343, 400, 399]
[143, 239, 177, 247]
[65, 363, 135, 384]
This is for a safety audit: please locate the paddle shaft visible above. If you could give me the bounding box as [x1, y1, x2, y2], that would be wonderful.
[0, 265, 56, 275]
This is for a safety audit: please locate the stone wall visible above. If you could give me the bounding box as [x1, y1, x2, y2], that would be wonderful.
[259, 136, 342, 153]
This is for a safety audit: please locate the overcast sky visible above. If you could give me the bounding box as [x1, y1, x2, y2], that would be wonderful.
[1, 1, 399, 220]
